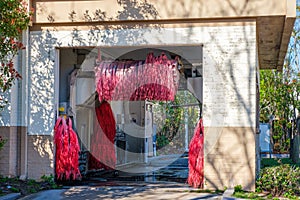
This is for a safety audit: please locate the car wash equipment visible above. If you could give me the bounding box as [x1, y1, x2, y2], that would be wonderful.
[54, 116, 81, 181]
[188, 118, 204, 188]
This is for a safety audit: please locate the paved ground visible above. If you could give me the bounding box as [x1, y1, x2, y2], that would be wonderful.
[19, 181, 224, 200]
[1, 154, 240, 200]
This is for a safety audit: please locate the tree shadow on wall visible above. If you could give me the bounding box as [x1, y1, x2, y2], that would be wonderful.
[29, 0, 160, 127]
[201, 0, 270, 191]
[68, 0, 160, 46]
[28, 0, 160, 174]
[29, 0, 274, 189]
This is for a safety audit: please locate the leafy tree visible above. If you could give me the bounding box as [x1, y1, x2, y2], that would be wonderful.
[260, 5, 300, 154]
[0, 0, 32, 110]
[260, 69, 299, 153]
[153, 90, 200, 149]
[153, 95, 183, 149]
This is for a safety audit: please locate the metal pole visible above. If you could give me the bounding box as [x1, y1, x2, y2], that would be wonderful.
[184, 91, 189, 152]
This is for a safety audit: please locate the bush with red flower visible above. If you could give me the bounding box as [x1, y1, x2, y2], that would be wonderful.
[0, 0, 33, 110]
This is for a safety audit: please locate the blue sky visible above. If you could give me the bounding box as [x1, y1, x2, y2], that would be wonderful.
[285, 0, 300, 74]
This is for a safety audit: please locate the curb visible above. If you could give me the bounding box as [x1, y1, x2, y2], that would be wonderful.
[17, 189, 65, 200]
[0, 193, 21, 200]
[222, 188, 246, 200]
[222, 188, 235, 200]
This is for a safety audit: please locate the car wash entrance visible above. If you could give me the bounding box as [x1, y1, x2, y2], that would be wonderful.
[55, 45, 203, 184]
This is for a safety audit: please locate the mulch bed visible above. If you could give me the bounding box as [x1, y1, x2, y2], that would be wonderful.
[0, 177, 59, 197]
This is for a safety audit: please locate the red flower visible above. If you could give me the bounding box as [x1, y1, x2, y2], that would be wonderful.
[7, 61, 13, 69]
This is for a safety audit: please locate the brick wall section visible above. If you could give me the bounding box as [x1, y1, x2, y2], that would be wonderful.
[18, 127, 27, 176]
[0, 127, 18, 177]
[0, 127, 11, 176]
[27, 135, 54, 180]
[0, 126, 26, 177]
[8, 127, 18, 176]
[0, 128, 54, 179]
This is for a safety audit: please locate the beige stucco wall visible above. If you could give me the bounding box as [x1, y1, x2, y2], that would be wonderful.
[32, 0, 294, 23]
[204, 127, 256, 191]
[29, 0, 295, 71]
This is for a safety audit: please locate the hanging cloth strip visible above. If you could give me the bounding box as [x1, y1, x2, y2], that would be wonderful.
[187, 118, 204, 188]
[95, 52, 180, 102]
[54, 116, 81, 181]
[89, 100, 116, 170]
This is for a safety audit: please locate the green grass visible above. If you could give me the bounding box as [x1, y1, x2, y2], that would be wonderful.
[170, 189, 224, 194]
[9, 187, 19, 193]
[233, 191, 266, 200]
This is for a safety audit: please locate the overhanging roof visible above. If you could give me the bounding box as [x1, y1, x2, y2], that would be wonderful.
[257, 14, 296, 70]
[30, 0, 296, 70]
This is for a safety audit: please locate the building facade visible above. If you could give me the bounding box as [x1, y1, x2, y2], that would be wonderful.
[0, 0, 296, 191]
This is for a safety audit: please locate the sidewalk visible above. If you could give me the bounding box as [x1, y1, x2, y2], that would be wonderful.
[18, 181, 224, 200]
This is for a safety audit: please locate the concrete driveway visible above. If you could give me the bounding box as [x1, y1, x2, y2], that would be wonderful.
[19, 181, 223, 200]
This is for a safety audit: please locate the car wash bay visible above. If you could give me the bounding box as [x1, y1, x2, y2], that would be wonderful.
[56, 46, 203, 183]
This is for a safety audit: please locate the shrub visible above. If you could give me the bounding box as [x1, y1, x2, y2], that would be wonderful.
[40, 174, 58, 189]
[261, 158, 297, 168]
[10, 187, 19, 193]
[233, 185, 243, 193]
[156, 135, 169, 149]
[256, 164, 300, 197]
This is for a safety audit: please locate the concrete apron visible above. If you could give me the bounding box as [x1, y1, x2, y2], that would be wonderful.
[18, 182, 223, 200]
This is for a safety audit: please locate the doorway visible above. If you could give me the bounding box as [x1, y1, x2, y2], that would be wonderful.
[57, 45, 203, 182]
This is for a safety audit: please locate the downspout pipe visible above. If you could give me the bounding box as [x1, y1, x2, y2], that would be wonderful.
[20, 0, 31, 179]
